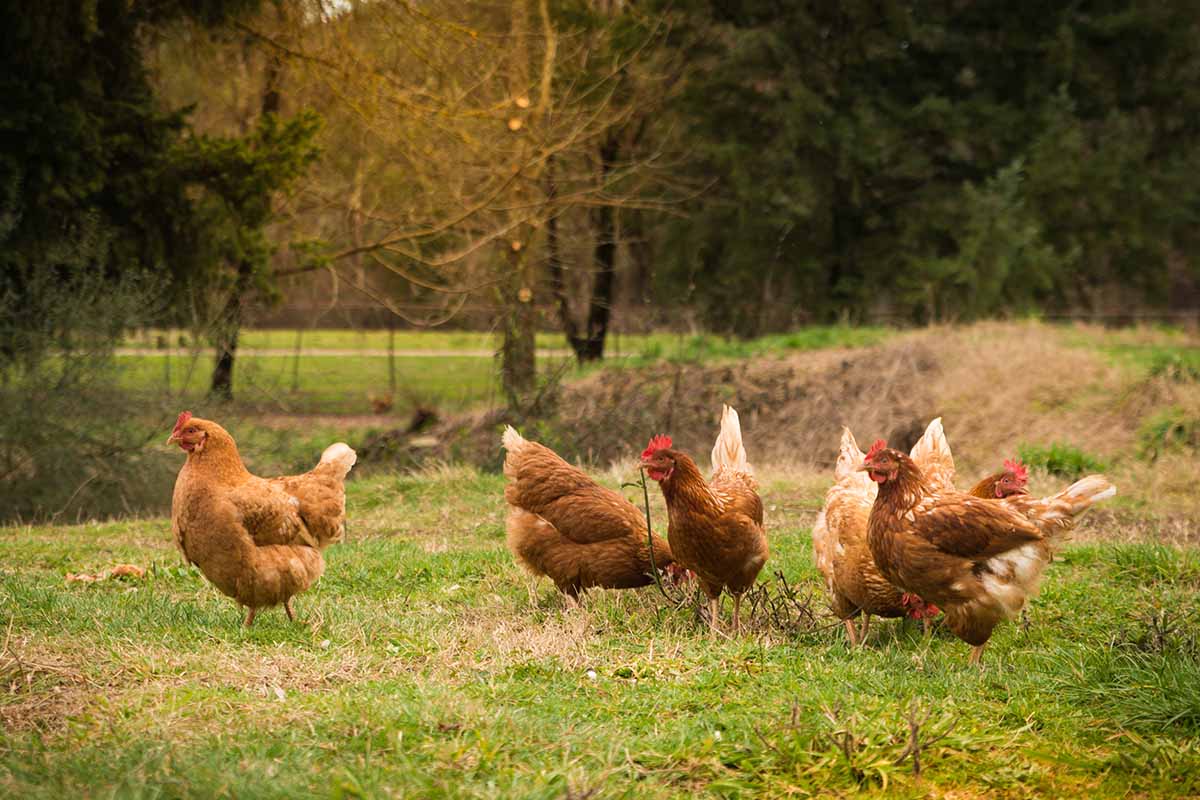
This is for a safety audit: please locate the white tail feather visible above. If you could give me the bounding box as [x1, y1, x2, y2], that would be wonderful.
[834, 427, 865, 482]
[501, 425, 527, 452]
[319, 443, 357, 479]
[1032, 474, 1116, 537]
[1060, 474, 1117, 506]
[710, 404, 752, 476]
[909, 417, 956, 492]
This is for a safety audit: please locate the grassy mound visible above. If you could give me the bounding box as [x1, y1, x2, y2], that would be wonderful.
[362, 321, 1200, 515]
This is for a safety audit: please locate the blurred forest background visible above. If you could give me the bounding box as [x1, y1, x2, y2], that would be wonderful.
[3, 0, 1200, 520]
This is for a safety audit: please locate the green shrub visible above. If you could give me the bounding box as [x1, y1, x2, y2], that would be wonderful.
[1138, 407, 1200, 461]
[1146, 350, 1200, 382]
[1017, 441, 1108, 479]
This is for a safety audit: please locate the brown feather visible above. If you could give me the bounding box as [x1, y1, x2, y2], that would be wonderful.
[502, 432, 673, 596]
[170, 418, 353, 620]
[658, 452, 768, 600]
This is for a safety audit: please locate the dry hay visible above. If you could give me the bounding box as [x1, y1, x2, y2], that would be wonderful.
[361, 322, 1151, 465]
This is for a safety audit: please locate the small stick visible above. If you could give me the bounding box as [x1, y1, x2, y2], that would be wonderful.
[637, 467, 671, 601]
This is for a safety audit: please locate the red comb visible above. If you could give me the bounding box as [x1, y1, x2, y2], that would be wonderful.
[173, 411, 193, 433]
[1004, 458, 1028, 484]
[641, 434, 672, 459]
[865, 439, 887, 460]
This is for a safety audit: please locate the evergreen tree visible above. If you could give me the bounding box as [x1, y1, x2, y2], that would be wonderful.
[652, 0, 1200, 331]
[0, 0, 317, 379]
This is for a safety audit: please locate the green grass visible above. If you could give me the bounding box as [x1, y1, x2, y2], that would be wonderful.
[1060, 324, 1200, 380]
[124, 327, 887, 359]
[1017, 441, 1110, 479]
[620, 327, 888, 365]
[125, 328, 567, 352]
[113, 353, 510, 415]
[3, 468, 1199, 797]
[110, 327, 889, 415]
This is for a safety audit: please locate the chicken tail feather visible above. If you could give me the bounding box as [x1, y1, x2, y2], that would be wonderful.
[501, 425, 527, 453]
[710, 404, 752, 476]
[834, 427, 865, 482]
[1033, 474, 1116, 535]
[318, 443, 357, 479]
[909, 417, 956, 491]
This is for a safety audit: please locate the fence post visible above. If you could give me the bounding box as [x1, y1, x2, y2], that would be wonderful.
[292, 328, 303, 392]
[388, 320, 397, 394]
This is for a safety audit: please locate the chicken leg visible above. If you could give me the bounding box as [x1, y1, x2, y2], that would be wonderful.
[843, 619, 859, 647]
[243, 607, 257, 628]
[708, 597, 721, 635]
[284, 598, 296, 622]
[968, 644, 985, 666]
[732, 594, 744, 636]
[858, 613, 872, 646]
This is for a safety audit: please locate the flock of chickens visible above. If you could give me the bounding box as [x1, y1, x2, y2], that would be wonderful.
[166, 405, 1115, 664]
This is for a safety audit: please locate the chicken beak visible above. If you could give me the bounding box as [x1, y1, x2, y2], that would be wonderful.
[856, 462, 871, 472]
[166, 431, 180, 446]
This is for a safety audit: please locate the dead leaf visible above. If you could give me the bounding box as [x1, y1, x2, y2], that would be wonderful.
[65, 564, 146, 585]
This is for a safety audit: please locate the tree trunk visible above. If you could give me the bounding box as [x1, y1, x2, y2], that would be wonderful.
[500, 244, 537, 405]
[553, 133, 622, 363]
[546, 176, 582, 347]
[209, 11, 284, 401]
[210, 260, 252, 400]
[625, 209, 652, 306]
[500, 0, 537, 408]
[576, 132, 622, 361]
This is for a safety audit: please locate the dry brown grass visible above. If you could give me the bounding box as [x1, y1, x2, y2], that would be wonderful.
[364, 322, 1197, 510]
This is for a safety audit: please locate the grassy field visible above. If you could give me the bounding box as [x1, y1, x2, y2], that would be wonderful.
[112, 323, 1197, 419]
[114, 352, 507, 415]
[121, 327, 889, 358]
[2, 466, 1199, 797]
[112, 327, 891, 417]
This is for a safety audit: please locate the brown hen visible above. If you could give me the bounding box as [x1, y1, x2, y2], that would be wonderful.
[812, 420, 950, 646]
[862, 441, 1114, 664]
[168, 412, 355, 626]
[968, 458, 1030, 499]
[502, 427, 674, 599]
[642, 405, 768, 635]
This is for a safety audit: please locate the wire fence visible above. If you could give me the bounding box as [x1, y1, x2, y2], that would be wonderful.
[116, 302, 1200, 419]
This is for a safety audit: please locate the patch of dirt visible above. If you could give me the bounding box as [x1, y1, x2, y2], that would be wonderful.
[358, 338, 943, 471]
[253, 413, 401, 430]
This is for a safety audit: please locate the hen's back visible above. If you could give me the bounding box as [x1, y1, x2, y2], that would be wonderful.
[503, 428, 646, 544]
[268, 442, 357, 548]
[908, 417, 956, 494]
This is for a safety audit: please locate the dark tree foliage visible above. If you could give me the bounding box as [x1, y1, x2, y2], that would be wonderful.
[0, 0, 316, 366]
[652, 0, 1200, 334]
